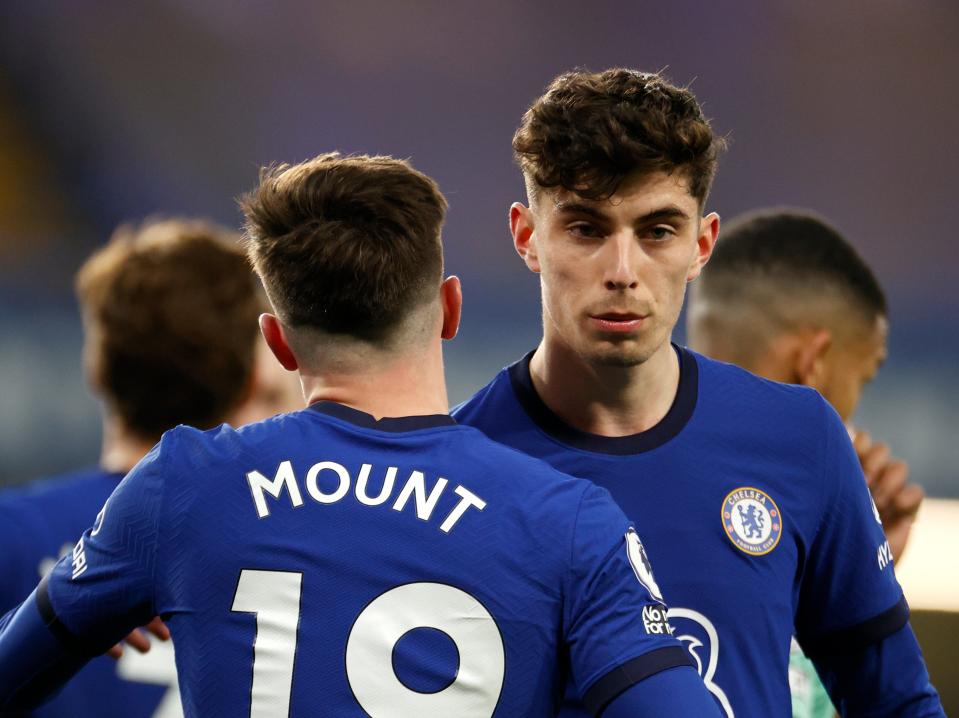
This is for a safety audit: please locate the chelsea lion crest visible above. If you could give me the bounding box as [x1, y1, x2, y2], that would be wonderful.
[722, 487, 783, 556]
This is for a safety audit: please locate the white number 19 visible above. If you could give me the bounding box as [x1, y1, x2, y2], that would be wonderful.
[231, 570, 505, 717]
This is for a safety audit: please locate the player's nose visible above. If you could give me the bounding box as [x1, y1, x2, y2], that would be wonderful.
[602, 232, 640, 291]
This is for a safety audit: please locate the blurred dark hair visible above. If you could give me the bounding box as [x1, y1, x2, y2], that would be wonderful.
[703, 208, 887, 318]
[514, 68, 725, 204]
[241, 153, 447, 341]
[76, 219, 261, 438]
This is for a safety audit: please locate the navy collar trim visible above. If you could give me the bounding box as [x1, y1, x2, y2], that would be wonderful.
[308, 400, 457, 432]
[507, 345, 699, 455]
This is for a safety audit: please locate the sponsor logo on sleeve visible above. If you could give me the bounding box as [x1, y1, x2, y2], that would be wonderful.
[641, 604, 672, 635]
[721, 487, 783, 556]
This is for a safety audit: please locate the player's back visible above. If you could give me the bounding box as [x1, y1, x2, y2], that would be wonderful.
[61, 401, 684, 717]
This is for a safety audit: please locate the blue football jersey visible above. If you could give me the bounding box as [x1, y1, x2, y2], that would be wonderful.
[15, 402, 700, 717]
[0, 468, 173, 718]
[453, 347, 914, 717]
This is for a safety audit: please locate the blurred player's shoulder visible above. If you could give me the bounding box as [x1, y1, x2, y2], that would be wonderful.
[0, 466, 123, 539]
[0, 466, 124, 610]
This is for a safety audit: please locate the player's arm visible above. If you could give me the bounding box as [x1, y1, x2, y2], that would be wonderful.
[807, 623, 940, 717]
[564, 484, 722, 717]
[0, 585, 94, 709]
[796, 400, 943, 717]
[601, 666, 725, 718]
[0, 441, 170, 710]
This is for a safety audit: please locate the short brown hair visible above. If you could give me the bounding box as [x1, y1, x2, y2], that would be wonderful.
[241, 153, 447, 340]
[76, 219, 261, 437]
[514, 68, 725, 204]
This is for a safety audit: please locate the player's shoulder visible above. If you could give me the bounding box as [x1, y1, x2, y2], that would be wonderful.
[453, 420, 601, 508]
[158, 409, 304, 463]
[691, 348, 831, 426]
[0, 466, 119, 517]
[451, 361, 516, 423]
[0, 467, 122, 580]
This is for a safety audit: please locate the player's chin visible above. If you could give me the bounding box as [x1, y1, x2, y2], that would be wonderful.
[583, 340, 653, 368]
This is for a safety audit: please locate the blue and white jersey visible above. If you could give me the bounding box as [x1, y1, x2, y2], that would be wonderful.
[2, 402, 707, 717]
[0, 468, 175, 718]
[454, 346, 936, 717]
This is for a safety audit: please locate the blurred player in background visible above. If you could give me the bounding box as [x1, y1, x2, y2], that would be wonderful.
[453, 68, 943, 716]
[686, 208, 926, 718]
[0, 153, 722, 717]
[0, 218, 302, 718]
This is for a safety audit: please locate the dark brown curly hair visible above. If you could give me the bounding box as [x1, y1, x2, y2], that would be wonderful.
[513, 68, 725, 204]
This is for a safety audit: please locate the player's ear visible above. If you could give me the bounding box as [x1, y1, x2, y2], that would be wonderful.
[259, 313, 299, 371]
[440, 275, 462, 340]
[795, 329, 832, 389]
[687, 212, 720, 282]
[510, 203, 540, 273]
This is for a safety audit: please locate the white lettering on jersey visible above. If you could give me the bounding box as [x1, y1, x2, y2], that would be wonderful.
[668, 607, 735, 718]
[247, 461, 304, 518]
[877, 540, 893, 571]
[439, 486, 487, 533]
[70, 537, 88, 579]
[245, 460, 486, 533]
[391, 471, 448, 521]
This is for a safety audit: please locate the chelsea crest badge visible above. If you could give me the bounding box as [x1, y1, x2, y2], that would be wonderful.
[722, 487, 783, 556]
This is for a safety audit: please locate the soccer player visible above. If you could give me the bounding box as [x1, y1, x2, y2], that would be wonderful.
[686, 208, 926, 718]
[0, 218, 302, 718]
[452, 69, 944, 717]
[0, 154, 722, 717]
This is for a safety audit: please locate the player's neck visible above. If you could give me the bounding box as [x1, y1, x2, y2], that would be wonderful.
[99, 417, 157, 474]
[301, 346, 450, 420]
[529, 338, 680, 437]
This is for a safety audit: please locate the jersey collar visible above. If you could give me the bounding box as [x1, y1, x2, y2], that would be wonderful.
[507, 344, 699, 455]
[308, 400, 457, 432]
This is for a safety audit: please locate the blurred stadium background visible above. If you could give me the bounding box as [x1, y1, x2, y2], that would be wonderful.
[0, 0, 956, 705]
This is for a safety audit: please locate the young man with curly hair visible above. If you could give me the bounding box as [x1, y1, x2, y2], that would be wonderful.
[0, 154, 722, 717]
[454, 69, 943, 717]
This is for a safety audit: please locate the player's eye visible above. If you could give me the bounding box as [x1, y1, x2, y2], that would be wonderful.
[567, 222, 603, 239]
[644, 225, 674, 241]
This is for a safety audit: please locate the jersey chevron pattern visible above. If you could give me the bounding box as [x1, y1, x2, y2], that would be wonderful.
[0, 468, 172, 718]
[453, 346, 912, 717]
[14, 402, 695, 717]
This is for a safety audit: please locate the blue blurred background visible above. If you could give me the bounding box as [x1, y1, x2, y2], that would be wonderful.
[0, 0, 956, 498]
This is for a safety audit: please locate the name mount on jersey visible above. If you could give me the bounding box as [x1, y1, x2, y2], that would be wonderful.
[246, 459, 486, 534]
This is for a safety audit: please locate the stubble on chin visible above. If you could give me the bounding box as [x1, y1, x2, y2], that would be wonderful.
[581, 341, 656, 368]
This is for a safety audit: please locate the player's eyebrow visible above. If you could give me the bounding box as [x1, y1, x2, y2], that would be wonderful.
[553, 201, 691, 224]
[638, 207, 691, 224]
[553, 201, 608, 220]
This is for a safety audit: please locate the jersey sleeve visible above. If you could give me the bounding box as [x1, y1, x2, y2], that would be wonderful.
[563, 483, 697, 716]
[816, 623, 944, 717]
[795, 398, 908, 657]
[33, 435, 174, 657]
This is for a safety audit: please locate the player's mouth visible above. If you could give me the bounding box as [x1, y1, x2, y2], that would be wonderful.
[587, 312, 648, 333]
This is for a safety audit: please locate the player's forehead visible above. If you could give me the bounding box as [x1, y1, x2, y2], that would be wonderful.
[543, 170, 699, 222]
